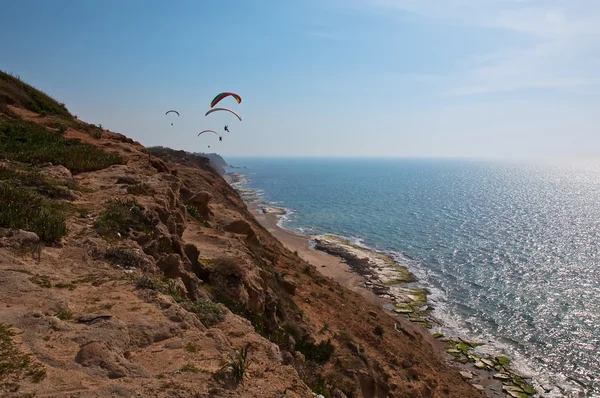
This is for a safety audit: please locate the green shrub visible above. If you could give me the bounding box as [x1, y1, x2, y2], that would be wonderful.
[29, 275, 51, 288]
[116, 176, 139, 185]
[374, 325, 384, 337]
[220, 344, 250, 385]
[180, 364, 199, 373]
[0, 184, 67, 242]
[186, 205, 202, 220]
[0, 119, 123, 173]
[105, 246, 141, 268]
[185, 342, 198, 353]
[295, 338, 335, 364]
[0, 166, 74, 200]
[136, 275, 162, 290]
[0, 323, 47, 392]
[163, 280, 186, 303]
[184, 298, 226, 327]
[94, 199, 154, 238]
[56, 310, 73, 320]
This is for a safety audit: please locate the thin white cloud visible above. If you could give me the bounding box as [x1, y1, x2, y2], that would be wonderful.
[350, 0, 600, 95]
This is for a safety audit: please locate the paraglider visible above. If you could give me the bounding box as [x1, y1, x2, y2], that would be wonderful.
[210, 92, 242, 108]
[198, 129, 223, 142]
[165, 110, 179, 126]
[224, 125, 229, 133]
[205, 108, 242, 121]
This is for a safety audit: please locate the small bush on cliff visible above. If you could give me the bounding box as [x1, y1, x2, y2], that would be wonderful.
[0, 184, 67, 242]
[105, 246, 141, 268]
[295, 338, 335, 364]
[186, 205, 202, 220]
[116, 176, 139, 185]
[220, 344, 251, 386]
[163, 280, 186, 303]
[94, 199, 153, 238]
[0, 166, 74, 200]
[126, 183, 155, 196]
[184, 298, 226, 327]
[374, 325, 384, 337]
[0, 323, 47, 392]
[0, 119, 124, 173]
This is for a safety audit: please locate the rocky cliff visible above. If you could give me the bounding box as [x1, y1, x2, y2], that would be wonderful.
[0, 71, 482, 398]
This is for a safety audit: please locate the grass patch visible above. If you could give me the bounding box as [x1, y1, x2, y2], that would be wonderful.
[0, 70, 71, 117]
[0, 323, 46, 393]
[185, 342, 198, 353]
[116, 176, 140, 185]
[186, 205, 202, 220]
[136, 275, 163, 290]
[0, 184, 67, 242]
[495, 355, 511, 366]
[56, 310, 73, 320]
[29, 275, 51, 288]
[105, 246, 141, 268]
[0, 119, 123, 174]
[183, 298, 226, 328]
[126, 183, 155, 196]
[220, 344, 250, 386]
[94, 199, 154, 238]
[0, 166, 74, 200]
[164, 280, 186, 303]
[180, 364, 199, 373]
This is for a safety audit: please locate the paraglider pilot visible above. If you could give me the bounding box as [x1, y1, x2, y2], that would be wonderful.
[224, 125, 229, 133]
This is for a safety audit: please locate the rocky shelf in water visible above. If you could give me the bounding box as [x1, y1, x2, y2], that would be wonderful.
[259, 206, 287, 216]
[441, 337, 539, 397]
[312, 234, 541, 397]
[311, 235, 433, 327]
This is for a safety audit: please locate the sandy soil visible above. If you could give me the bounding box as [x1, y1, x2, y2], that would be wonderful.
[250, 204, 383, 306]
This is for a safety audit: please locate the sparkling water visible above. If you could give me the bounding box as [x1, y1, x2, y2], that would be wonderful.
[227, 157, 600, 396]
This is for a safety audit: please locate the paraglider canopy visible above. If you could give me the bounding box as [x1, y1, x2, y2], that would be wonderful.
[210, 92, 242, 108]
[205, 108, 242, 121]
[197, 130, 219, 137]
[165, 110, 179, 126]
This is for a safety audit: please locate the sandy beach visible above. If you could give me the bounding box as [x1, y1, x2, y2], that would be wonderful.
[250, 203, 385, 307]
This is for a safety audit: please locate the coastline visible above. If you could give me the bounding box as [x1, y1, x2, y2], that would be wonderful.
[226, 170, 559, 398]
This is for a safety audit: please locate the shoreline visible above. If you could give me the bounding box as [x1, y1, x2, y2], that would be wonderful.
[228, 171, 552, 398]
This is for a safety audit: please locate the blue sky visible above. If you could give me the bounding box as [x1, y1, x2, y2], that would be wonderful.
[1, 0, 599, 158]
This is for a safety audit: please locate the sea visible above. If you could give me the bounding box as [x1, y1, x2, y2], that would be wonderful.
[226, 157, 600, 397]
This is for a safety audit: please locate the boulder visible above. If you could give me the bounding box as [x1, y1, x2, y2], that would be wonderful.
[39, 164, 73, 181]
[156, 254, 184, 277]
[189, 191, 212, 218]
[280, 276, 297, 296]
[224, 219, 258, 244]
[0, 228, 40, 247]
[150, 157, 170, 174]
[75, 341, 149, 379]
[460, 371, 474, 380]
[281, 351, 294, 365]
